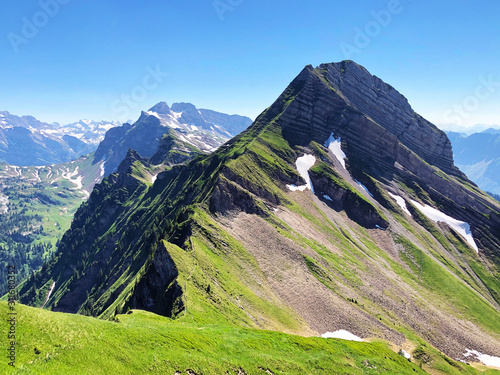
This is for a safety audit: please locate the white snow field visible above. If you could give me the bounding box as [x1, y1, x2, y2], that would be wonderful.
[410, 200, 478, 252]
[321, 330, 363, 342]
[286, 154, 316, 192]
[388, 192, 412, 217]
[325, 133, 346, 169]
[464, 349, 500, 368]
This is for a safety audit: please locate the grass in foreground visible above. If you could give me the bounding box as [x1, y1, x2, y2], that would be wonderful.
[0, 302, 437, 375]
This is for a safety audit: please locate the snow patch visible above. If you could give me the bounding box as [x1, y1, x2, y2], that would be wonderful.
[32, 169, 41, 182]
[146, 111, 161, 119]
[99, 161, 105, 178]
[177, 134, 191, 144]
[325, 133, 346, 169]
[410, 200, 478, 252]
[151, 174, 158, 184]
[286, 154, 316, 192]
[287, 184, 308, 192]
[464, 349, 500, 368]
[321, 330, 363, 342]
[171, 111, 182, 119]
[323, 194, 333, 201]
[355, 180, 373, 197]
[388, 192, 412, 217]
[0, 194, 9, 214]
[41, 281, 56, 309]
[73, 175, 83, 190]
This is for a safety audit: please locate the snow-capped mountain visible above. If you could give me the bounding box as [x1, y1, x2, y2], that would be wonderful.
[0, 111, 121, 166]
[43, 119, 122, 146]
[94, 102, 253, 176]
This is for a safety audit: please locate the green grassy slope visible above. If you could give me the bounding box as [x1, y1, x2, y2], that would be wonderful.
[0, 155, 103, 295]
[4, 301, 494, 375]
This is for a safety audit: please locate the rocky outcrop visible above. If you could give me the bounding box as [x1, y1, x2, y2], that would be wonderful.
[129, 242, 184, 317]
[309, 168, 388, 229]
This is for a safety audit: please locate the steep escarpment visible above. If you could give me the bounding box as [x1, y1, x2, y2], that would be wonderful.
[277, 62, 457, 176]
[17, 135, 201, 317]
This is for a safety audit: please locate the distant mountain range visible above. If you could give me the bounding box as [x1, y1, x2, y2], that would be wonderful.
[0, 104, 252, 169]
[95, 102, 252, 176]
[439, 123, 500, 135]
[0, 111, 121, 166]
[447, 129, 500, 195]
[0, 102, 252, 296]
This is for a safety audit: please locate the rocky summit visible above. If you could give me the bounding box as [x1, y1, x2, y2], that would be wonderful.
[19, 61, 500, 370]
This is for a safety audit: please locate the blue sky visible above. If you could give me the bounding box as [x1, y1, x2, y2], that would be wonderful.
[0, 0, 499, 130]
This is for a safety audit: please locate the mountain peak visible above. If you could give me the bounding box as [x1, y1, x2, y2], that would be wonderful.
[149, 102, 171, 114]
[274, 61, 458, 177]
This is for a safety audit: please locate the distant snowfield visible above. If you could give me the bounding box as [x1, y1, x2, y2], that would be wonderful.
[287, 154, 316, 192]
[151, 174, 158, 184]
[99, 162, 105, 178]
[325, 133, 346, 169]
[0, 194, 9, 213]
[388, 192, 412, 216]
[321, 330, 363, 342]
[464, 349, 500, 368]
[146, 110, 161, 119]
[410, 200, 478, 252]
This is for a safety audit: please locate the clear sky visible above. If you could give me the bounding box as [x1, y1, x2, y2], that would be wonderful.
[1, 0, 499, 131]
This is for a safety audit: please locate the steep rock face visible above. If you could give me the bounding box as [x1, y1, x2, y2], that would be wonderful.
[324, 61, 455, 173]
[269, 62, 499, 259]
[309, 168, 388, 229]
[277, 62, 457, 177]
[128, 241, 183, 317]
[93, 115, 168, 176]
